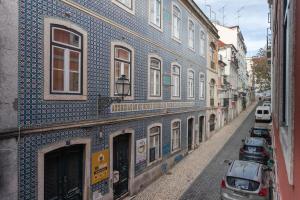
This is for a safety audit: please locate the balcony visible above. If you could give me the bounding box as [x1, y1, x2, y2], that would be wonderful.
[210, 98, 215, 107]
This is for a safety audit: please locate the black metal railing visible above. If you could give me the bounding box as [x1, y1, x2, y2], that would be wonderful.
[223, 98, 229, 107]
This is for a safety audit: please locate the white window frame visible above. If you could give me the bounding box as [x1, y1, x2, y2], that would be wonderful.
[200, 30, 206, 57]
[199, 72, 205, 100]
[148, 0, 163, 32]
[43, 17, 88, 101]
[148, 54, 163, 100]
[110, 41, 135, 100]
[187, 69, 195, 99]
[171, 2, 181, 43]
[188, 17, 195, 51]
[171, 119, 181, 153]
[112, 0, 135, 15]
[147, 123, 163, 166]
[171, 62, 181, 100]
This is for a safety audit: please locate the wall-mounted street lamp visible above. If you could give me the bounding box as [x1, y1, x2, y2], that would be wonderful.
[97, 75, 130, 111]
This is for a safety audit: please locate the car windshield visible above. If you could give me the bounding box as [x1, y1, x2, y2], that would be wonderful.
[257, 110, 262, 114]
[264, 110, 269, 114]
[227, 176, 260, 191]
[253, 129, 268, 136]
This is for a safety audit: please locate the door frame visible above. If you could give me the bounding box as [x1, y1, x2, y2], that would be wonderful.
[37, 137, 91, 200]
[198, 115, 205, 143]
[186, 116, 195, 151]
[109, 128, 134, 199]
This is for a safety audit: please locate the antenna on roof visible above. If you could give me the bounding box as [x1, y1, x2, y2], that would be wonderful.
[236, 6, 244, 25]
[219, 5, 226, 26]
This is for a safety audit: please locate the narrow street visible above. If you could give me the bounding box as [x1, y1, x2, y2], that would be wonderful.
[132, 103, 257, 200]
[180, 107, 256, 200]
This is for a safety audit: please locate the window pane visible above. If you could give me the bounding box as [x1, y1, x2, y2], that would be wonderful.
[118, 0, 132, 9]
[69, 72, 79, 92]
[53, 28, 80, 47]
[114, 61, 121, 81]
[150, 69, 155, 95]
[69, 51, 80, 71]
[53, 47, 64, 70]
[155, 71, 161, 95]
[53, 69, 64, 91]
[115, 47, 130, 61]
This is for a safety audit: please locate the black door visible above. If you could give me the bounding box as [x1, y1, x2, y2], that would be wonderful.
[199, 116, 204, 143]
[188, 118, 194, 151]
[113, 134, 130, 199]
[44, 145, 83, 200]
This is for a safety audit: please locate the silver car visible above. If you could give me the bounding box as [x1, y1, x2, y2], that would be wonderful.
[220, 160, 271, 200]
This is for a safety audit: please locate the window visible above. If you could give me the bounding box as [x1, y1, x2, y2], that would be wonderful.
[171, 120, 181, 152]
[210, 79, 215, 106]
[149, 0, 162, 29]
[200, 31, 205, 56]
[209, 114, 216, 131]
[50, 26, 82, 94]
[44, 18, 87, 101]
[113, 46, 132, 96]
[112, 0, 135, 14]
[172, 4, 181, 41]
[148, 125, 162, 164]
[188, 70, 194, 98]
[188, 19, 195, 50]
[149, 57, 162, 98]
[171, 64, 181, 98]
[199, 73, 205, 99]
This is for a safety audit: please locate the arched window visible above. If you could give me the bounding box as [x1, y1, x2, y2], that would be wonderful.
[188, 70, 195, 98]
[199, 73, 205, 99]
[148, 124, 162, 164]
[210, 79, 216, 106]
[209, 114, 216, 131]
[149, 56, 162, 97]
[171, 120, 181, 152]
[188, 19, 195, 50]
[171, 64, 181, 98]
[172, 4, 181, 40]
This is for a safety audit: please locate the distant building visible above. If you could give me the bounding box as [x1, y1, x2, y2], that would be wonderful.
[268, 0, 300, 199]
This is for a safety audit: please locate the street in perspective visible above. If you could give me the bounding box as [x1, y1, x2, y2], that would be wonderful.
[0, 0, 299, 200]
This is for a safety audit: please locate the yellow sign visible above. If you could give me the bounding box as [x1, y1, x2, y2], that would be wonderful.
[92, 149, 109, 184]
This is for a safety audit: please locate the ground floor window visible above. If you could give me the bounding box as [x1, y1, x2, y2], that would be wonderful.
[171, 121, 181, 151]
[149, 125, 161, 163]
[209, 114, 216, 132]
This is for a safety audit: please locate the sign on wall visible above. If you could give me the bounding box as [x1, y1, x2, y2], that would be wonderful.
[92, 149, 109, 184]
[136, 138, 147, 164]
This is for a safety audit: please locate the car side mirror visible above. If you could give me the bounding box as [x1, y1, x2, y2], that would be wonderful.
[224, 160, 232, 165]
[267, 159, 275, 168]
[242, 139, 245, 143]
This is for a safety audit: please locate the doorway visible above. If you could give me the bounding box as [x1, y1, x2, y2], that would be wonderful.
[44, 145, 84, 200]
[113, 134, 130, 199]
[199, 116, 204, 143]
[188, 118, 194, 151]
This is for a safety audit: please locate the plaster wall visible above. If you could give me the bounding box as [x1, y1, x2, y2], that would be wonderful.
[0, 0, 18, 132]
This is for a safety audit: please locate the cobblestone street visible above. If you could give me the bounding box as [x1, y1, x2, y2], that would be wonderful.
[132, 103, 257, 200]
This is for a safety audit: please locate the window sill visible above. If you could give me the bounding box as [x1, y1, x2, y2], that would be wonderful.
[112, 0, 135, 15]
[171, 96, 181, 100]
[188, 47, 195, 53]
[171, 148, 181, 155]
[149, 22, 163, 32]
[148, 95, 163, 100]
[147, 158, 162, 167]
[44, 94, 87, 101]
[171, 36, 182, 44]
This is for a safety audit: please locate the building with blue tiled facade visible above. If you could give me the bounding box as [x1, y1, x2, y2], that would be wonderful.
[0, 0, 219, 199]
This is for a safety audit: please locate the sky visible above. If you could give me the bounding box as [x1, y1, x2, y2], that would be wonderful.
[194, 0, 269, 56]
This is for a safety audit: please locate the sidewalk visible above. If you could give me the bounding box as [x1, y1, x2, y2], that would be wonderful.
[131, 102, 257, 200]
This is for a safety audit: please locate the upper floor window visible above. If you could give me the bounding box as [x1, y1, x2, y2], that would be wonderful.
[171, 120, 181, 152]
[188, 19, 195, 50]
[149, 0, 162, 29]
[199, 73, 205, 99]
[210, 43, 216, 69]
[188, 70, 194, 98]
[148, 125, 162, 164]
[114, 46, 132, 96]
[172, 4, 181, 41]
[210, 79, 216, 106]
[51, 26, 83, 94]
[112, 0, 135, 14]
[200, 31, 205, 56]
[171, 64, 181, 98]
[149, 57, 162, 98]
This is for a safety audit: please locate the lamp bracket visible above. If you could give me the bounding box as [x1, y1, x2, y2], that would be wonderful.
[97, 94, 122, 112]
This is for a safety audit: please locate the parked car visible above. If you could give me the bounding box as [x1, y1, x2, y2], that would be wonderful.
[262, 101, 271, 108]
[255, 106, 272, 122]
[220, 160, 272, 200]
[249, 127, 272, 145]
[239, 137, 270, 165]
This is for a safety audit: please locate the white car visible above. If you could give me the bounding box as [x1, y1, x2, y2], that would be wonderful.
[255, 106, 272, 122]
